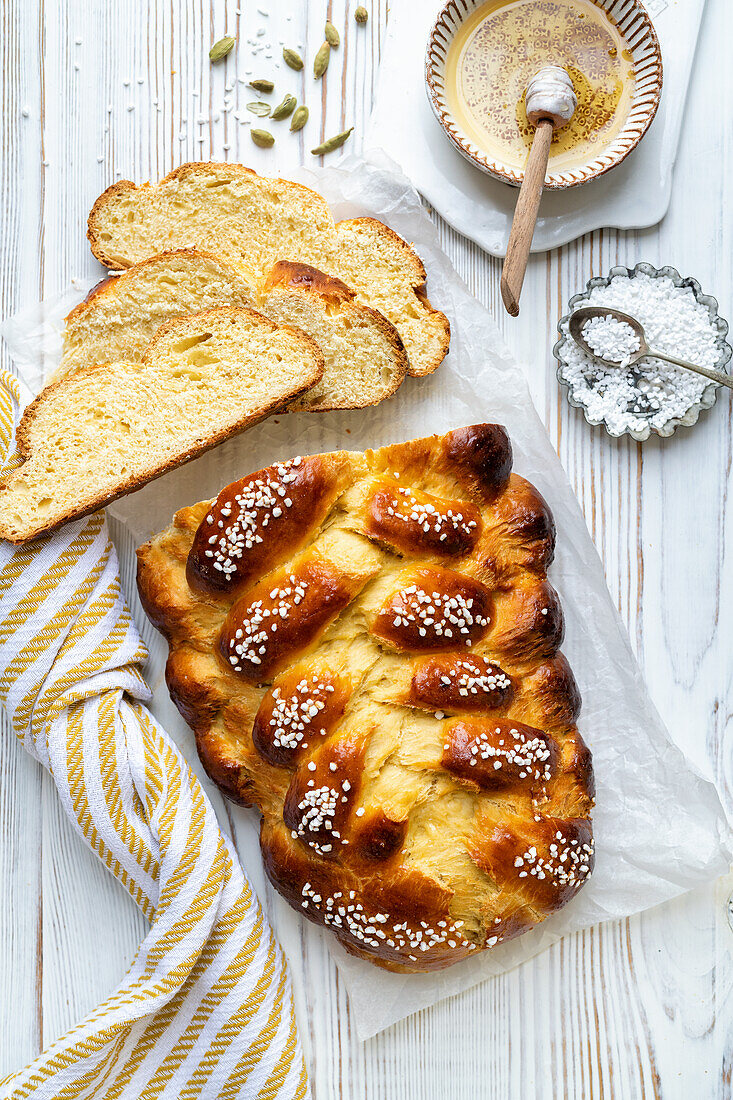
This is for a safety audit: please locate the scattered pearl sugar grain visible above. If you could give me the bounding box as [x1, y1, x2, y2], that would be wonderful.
[559, 272, 723, 435]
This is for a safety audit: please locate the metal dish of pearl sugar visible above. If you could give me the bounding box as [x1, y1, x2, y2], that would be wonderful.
[554, 263, 733, 441]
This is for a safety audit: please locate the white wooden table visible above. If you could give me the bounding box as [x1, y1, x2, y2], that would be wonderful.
[1, 1, 731, 1096]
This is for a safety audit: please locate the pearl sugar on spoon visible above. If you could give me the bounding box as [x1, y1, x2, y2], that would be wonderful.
[569, 305, 733, 391]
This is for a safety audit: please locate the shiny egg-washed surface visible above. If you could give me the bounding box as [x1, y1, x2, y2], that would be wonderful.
[137, 425, 594, 972]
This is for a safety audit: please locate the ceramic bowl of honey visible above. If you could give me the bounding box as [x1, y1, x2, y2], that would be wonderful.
[426, 0, 663, 189]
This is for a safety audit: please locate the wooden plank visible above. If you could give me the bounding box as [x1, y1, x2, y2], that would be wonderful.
[0, 0, 45, 1078]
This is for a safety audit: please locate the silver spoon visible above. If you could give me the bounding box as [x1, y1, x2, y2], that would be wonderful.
[569, 305, 733, 391]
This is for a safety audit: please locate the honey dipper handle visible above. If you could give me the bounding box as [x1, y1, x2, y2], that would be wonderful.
[500, 117, 554, 317]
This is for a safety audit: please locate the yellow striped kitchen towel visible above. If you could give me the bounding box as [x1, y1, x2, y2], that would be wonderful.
[0, 365, 309, 1100]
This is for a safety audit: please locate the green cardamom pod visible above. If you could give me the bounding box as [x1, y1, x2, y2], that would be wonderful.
[354, 6, 368, 23]
[283, 47, 304, 71]
[271, 93, 297, 121]
[209, 36, 235, 62]
[325, 21, 340, 48]
[248, 78, 274, 93]
[251, 128, 275, 148]
[311, 127, 353, 156]
[246, 101, 271, 117]
[313, 41, 330, 79]
[290, 104, 309, 132]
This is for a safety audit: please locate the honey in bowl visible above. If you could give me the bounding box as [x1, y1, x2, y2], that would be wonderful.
[444, 0, 636, 174]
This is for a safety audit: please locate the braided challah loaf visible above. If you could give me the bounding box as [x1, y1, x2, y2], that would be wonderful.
[137, 425, 594, 971]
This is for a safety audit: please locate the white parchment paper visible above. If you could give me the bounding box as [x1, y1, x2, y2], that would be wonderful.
[3, 155, 731, 1041]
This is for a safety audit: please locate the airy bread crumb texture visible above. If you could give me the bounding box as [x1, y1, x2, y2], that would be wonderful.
[61, 253, 408, 412]
[86, 162, 450, 378]
[59, 251, 255, 380]
[0, 307, 323, 543]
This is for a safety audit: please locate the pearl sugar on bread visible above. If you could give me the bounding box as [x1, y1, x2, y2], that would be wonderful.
[137, 424, 595, 972]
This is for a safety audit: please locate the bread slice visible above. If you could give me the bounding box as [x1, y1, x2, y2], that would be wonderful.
[331, 218, 449, 390]
[58, 250, 255, 380]
[59, 251, 408, 411]
[261, 261, 407, 411]
[86, 162, 450, 379]
[0, 308, 323, 543]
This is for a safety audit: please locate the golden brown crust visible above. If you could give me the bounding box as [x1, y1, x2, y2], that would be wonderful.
[471, 815, 594, 916]
[252, 663, 352, 769]
[515, 654, 582, 732]
[220, 550, 378, 683]
[441, 718, 559, 792]
[370, 566, 493, 653]
[260, 819, 474, 972]
[364, 479, 482, 558]
[407, 654, 514, 714]
[482, 475, 557, 581]
[262, 259, 356, 304]
[186, 454, 347, 598]
[489, 579, 565, 665]
[442, 423, 514, 501]
[136, 424, 594, 970]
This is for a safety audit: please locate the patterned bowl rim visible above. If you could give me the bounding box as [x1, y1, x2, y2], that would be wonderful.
[425, 0, 664, 190]
[553, 263, 733, 442]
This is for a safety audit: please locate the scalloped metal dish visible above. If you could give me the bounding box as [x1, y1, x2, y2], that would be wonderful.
[425, 0, 663, 190]
[554, 263, 733, 441]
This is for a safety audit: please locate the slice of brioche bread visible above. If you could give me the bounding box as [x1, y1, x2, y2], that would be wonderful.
[86, 162, 450, 379]
[59, 250, 255, 380]
[59, 252, 408, 411]
[0, 308, 323, 543]
[261, 261, 407, 411]
[331, 218, 448, 390]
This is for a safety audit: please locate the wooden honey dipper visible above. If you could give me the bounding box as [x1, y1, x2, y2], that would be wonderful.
[500, 66, 577, 317]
